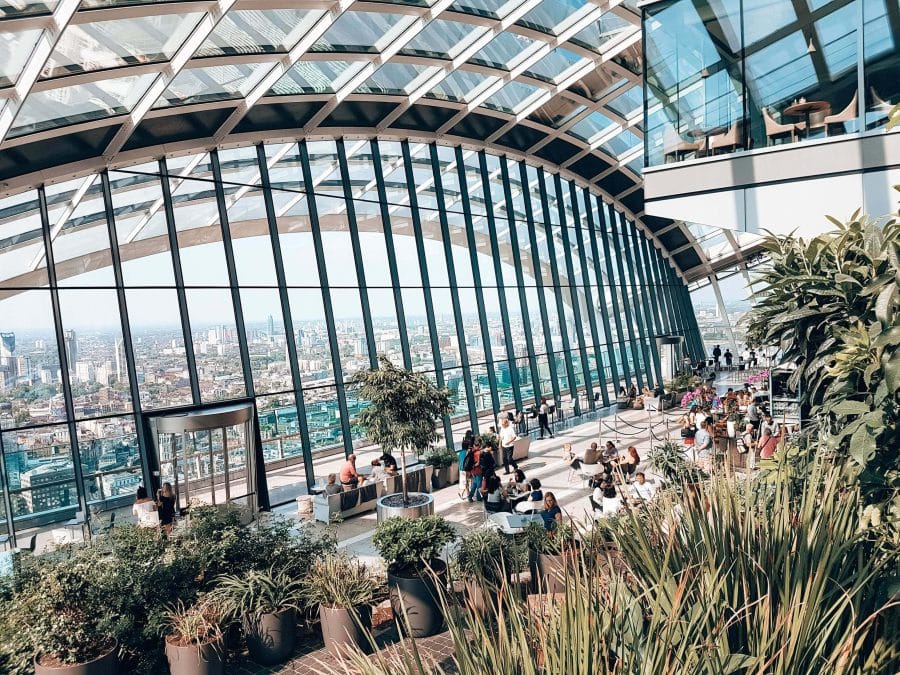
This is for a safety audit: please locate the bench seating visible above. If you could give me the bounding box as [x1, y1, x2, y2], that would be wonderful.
[312, 465, 433, 523]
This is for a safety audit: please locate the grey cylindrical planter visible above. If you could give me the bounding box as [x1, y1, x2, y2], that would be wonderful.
[319, 604, 372, 655]
[164, 637, 225, 675]
[448, 463, 459, 484]
[35, 642, 118, 675]
[244, 608, 296, 666]
[376, 493, 434, 522]
[388, 560, 447, 637]
[531, 550, 578, 595]
[431, 466, 452, 490]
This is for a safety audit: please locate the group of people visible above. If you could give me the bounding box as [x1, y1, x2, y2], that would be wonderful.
[458, 423, 562, 531]
[712, 344, 771, 371]
[330, 451, 400, 493]
[131, 483, 177, 534]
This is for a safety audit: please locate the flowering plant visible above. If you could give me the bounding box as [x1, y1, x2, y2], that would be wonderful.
[680, 388, 703, 408]
[746, 370, 770, 386]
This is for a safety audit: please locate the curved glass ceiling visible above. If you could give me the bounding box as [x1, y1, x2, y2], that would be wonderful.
[0, 0, 755, 279]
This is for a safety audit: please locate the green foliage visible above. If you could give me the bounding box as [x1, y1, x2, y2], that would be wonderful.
[424, 447, 456, 469]
[211, 567, 305, 621]
[522, 521, 576, 555]
[5, 556, 115, 667]
[744, 215, 900, 510]
[0, 513, 336, 674]
[454, 528, 526, 584]
[161, 596, 225, 648]
[301, 554, 386, 608]
[649, 440, 707, 485]
[348, 466, 900, 675]
[372, 516, 456, 573]
[352, 355, 454, 455]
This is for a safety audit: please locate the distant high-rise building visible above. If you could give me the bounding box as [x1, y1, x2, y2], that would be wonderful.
[63, 329, 78, 366]
[20, 463, 76, 512]
[0, 332, 14, 358]
[267, 314, 275, 336]
[115, 338, 126, 381]
[0, 331, 16, 387]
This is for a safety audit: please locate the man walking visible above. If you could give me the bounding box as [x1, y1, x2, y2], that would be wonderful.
[712, 345, 722, 370]
[537, 397, 553, 439]
[498, 417, 519, 475]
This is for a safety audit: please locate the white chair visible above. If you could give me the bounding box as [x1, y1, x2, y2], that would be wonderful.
[64, 509, 87, 543]
[824, 90, 858, 135]
[579, 463, 600, 488]
[515, 500, 543, 514]
[599, 496, 623, 518]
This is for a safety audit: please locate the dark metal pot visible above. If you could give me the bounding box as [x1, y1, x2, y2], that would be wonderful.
[387, 560, 447, 637]
[319, 604, 373, 655]
[34, 642, 118, 675]
[243, 607, 297, 666]
[164, 636, 225, 675]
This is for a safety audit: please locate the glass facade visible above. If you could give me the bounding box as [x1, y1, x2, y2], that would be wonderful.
[643, 0, 900, 166]
[0, 138, 702, 539]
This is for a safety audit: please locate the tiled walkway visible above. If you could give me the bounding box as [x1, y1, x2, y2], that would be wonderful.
[236, 403, 683, 673]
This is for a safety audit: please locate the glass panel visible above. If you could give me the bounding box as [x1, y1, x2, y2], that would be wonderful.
[0, 189, 48, 289]
[568, 111, 616, 142]
[355, 63, 431, 95]
[468, 32, 539, 70]
[57, 289, 132, 418]
[3, 425, 77, 520]
[198, 8, 323, 57]
[303, 385, 343, 451]
[451, 0, 519, 19]
[287, 289, 334, 385]
[109, 171, 177, 286]
[524, 48, 584, 83]
[0, 290, 64, 426]
[483, 80, 543, 114]
[270, 60, 366, 95]
[569, 12, 634, 53]
[76, 416, 141, 506]
[0, 29, 41, 88]
[400, 19, 481, 59]
[155, 63, 269, 107]
[170, 177, 230, 286]
[125, 288, 193, 410]
[367, 288, 402, 365]
[185, 289, 246, 403]
[425, 68, 492, 102]
[0, 2, 57, 18]
[42, 13, 203, 78]
[864, 0, 898, 129]
[311, 11, 409, 53]
[10, 74, 156, 137]
[400, 288, 433, 371]
[240, 289, 293, 395]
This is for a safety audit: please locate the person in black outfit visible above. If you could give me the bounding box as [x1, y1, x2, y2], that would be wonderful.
[724, 349, 733, 368]
[156, 482, 176, 535]
[537, 396, 553, 439]
[712, 345, 722, 369]
[380, 451, 398, 471]
[479, 445, 497, 479]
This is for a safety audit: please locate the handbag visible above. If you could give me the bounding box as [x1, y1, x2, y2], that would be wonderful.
[680, 427, 695, 438]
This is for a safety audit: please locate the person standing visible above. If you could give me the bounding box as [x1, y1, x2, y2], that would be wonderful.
[498, 417, 519, 475]
[458, 430, 473, 498]
[724, 349, 733, 369]
[537, 397, 553, 439]
[466, 439, 483, 502]
[712, 345, 722, 369]
[156, 482, 176, 535]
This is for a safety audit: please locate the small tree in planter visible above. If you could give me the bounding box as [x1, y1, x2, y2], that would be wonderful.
[211, 567, 304, 666]
[302, 554, 386, 655]
[372, 515, 456, 637]
[352, 355, 453, 510]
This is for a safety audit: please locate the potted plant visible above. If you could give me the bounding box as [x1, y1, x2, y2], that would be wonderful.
[372, 515, 456, 637]
[302, 554, 385, 655]
[162, 597, 226, 675]
[425, 447, 458, 490]
[454, 528, 526, 612]
[211, 567, 303, 666]
[352, 356, 453, 519]
[20, 565, 118, 675]
[523, 523, 580, 595]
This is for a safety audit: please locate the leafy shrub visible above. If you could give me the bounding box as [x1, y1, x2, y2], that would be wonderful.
[372, 516, 456, 573]
[454, 528, 525, 585]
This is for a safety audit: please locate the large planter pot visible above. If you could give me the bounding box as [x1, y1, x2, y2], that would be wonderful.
[164, 636, 225, 675]
[447, 463, 459, 484]
[319, 604, 373, 655]
[530, 548, 580, 595]
[388, 560, 447, 638]
[430, 466, 453, 490]
[243, 607, 296, 666]
[35, 642, 118, 675]
[376, 492, 434, 522]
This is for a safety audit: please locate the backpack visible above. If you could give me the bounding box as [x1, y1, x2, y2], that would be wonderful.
[462, 450, 476, 472]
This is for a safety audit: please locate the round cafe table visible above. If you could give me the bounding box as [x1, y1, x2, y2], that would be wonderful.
[782, 100, 830, 138]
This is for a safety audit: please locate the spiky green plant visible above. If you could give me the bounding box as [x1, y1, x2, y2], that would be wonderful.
[301, 554, 386, 608]
[211, 567, 304, 622]
[346, 464, 900, 675]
